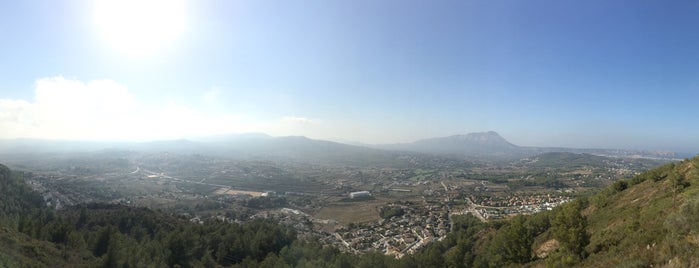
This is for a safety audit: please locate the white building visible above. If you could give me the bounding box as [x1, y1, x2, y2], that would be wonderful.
[350, 191, 371, 199]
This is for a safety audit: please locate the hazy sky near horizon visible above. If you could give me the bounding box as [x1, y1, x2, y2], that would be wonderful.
[1, 0, 698, 152]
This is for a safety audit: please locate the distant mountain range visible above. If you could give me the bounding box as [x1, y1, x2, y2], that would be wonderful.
[0, 131, 682, 161]
[376, 131, 680, 160]
[377, 131, 521, 158]
[0, 134, 405, 167]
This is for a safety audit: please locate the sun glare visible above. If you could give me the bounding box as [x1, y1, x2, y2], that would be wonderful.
[94, 0, 186, 56]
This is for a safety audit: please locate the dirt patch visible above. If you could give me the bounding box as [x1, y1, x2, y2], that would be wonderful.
[214, 187, 264, 197]
[562, 169, 594, 176]
[315, 202, 382, 225]
[535, 239, 560, 258]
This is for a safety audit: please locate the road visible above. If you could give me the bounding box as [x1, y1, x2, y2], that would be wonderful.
[129, 166, 140, 174]
[465, 197, 486, 222]
[441, 181, 453, 230]
[130, 163, 232, 189]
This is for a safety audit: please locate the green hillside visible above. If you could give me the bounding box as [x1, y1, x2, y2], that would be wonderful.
[579, 157, 699, 267]
[0, 165, 83, 267]
[395, 155, 699, 267]
[363, 155, 699, 267]
[488, 155, 699, 267]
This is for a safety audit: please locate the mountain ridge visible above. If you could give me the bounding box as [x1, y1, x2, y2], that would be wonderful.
[376, 131, 680, 160]
[0, 132, 681, 160]
[377, 131, 520, 157]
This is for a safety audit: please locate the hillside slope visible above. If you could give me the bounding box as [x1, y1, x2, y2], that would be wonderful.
[576, 156, 699, 267]
[0, 164, 93, 267]
[518, 156, 699, 267]
[395, 155, 699, 267]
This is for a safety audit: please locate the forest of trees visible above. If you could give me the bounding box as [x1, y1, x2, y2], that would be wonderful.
[11, 157, 699, 267]
[0, 161, 600, 267]
[1, 162, 596, 267]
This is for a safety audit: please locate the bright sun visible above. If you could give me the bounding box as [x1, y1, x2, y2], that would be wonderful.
[94, 0, 186, 56]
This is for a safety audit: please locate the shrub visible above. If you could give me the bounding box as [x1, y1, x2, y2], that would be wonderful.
[612, 181, 628, 192]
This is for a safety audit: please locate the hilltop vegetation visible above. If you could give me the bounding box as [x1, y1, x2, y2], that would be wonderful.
[1, 164, 359, 267]
[412, 155, 699, 267]
[580, 157, 699, 267]
[414, 156, 699, 267]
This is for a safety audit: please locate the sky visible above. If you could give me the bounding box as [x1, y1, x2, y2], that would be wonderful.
[0, 0, 698, 153]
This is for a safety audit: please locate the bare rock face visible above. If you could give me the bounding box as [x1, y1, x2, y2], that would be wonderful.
[535, 239, 560, 259]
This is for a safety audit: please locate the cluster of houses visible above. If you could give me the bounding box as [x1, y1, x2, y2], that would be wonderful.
[471, 194, 570, 208]
[469, 194, 571, 218]
[325, 204, 451, 258]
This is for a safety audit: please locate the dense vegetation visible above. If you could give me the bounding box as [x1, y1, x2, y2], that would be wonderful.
[2, 155, 699, 267]
[378, 205, 405, 219]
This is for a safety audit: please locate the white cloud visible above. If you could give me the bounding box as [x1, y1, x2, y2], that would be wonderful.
[280, 116, 320, 126]
[202, 87, 221, 104]
[0, 76, 258, 140]
[250, 116, 324, 139]
[0, 77, 139, 140]
[0, 76, 336, 141]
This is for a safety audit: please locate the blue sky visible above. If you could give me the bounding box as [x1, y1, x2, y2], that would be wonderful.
[0, 0, 698, 153]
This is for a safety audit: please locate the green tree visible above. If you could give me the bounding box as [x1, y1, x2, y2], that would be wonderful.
[612, 180, 628, 192]
[670, 169, 690, 208]
[551, 200, 588, 258]
[259, 253, 290, 268]
[443, 246, 465, 268]
[503, 215, 534, 263]
[484, 215, 534, 266]
[357, 252, 392, 268]
[93, 226, 114, 257]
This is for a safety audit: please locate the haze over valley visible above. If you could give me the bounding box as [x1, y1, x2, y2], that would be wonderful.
[0, 130, 676, 265]
[2, 0, 699, 267]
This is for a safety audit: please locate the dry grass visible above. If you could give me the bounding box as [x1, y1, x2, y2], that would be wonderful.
[214, 187, 264, 197]
[314, 199, 386, 225]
